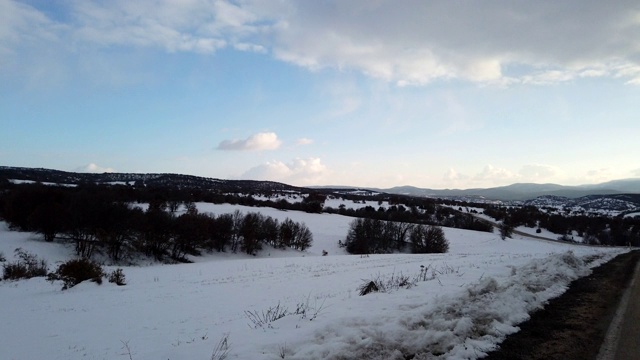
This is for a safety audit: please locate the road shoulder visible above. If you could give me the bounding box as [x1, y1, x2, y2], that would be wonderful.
[484, 250, 640, 360]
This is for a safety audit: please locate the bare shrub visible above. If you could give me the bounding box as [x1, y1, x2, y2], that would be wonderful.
[2, 248, 48, 280]
[358, 271, 414, 296]
[108, 268, 127, 286]
[48, 258, 104, 290]
[120, 340, 134, 360]
[279, 343, 288, 359]
[210, 333, 230, 360]
[358, 280, 380, 296]
[245, 302, 288, 328]
[293, 294, 327, 321]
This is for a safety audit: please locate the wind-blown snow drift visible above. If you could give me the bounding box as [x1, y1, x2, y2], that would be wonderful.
[290, 252, 588, 359]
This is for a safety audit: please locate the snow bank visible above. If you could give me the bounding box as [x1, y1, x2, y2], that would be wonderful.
[286, 251, 591, 359]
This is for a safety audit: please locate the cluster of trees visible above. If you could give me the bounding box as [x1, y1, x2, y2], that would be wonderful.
[0, 184, 313, 262]
[341, 218, 449, 255]
[482, 205, 640, 246]
[324, 202, 493, 233]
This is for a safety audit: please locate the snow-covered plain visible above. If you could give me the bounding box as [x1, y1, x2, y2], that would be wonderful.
[0, 203, 629, 360]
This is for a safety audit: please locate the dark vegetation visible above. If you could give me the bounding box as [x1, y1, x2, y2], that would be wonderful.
[323, 197, 493, 233]
[480, 204, 640, 246]
[1, 248, 47, 281]
[341, 218, 449, 255]
[108, 268, 126, 286]
[1, 167, 638, 266]
[0, 246, 125, 290]
[0, 183, 313, 262]
[47, 258, 105, 290]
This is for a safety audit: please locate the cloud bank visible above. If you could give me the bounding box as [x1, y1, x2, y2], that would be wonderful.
[217, 132, 282, 151]
[444, 163, 565, 188]
[241, 158, 329, 186]
[3, 1, 640, 85]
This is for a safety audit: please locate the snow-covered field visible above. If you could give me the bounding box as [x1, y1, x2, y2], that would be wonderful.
[0, 204, 629, 360]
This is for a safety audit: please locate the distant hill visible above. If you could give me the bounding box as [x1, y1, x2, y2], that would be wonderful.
[0, 166, 302, 193]
[523, 194, 640, 212]
[2, 165, 640, 202]
[379, 180, 640, 201]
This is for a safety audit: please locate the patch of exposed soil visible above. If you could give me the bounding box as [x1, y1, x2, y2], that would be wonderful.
[483, 250, 640, 360]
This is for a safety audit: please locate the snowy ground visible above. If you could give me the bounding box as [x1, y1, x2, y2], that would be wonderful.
[0, 204, 629, 360]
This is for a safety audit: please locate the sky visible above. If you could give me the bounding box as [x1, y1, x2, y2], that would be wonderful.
[1, 0, 639, 190]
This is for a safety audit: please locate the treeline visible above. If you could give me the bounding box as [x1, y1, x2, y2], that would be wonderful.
[324, 203, 493, 233]
[341, 218, 449, 255]
[0, 184, 312, 262]
[0, 179, 326, 213]
[483, 205, 640, 246]
[0, 180, 494, 234]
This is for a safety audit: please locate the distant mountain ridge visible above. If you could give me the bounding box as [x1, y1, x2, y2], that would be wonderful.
[0, 166, 302, 193]
[378, 180, 640, 201]
[2, 166, 640, 202]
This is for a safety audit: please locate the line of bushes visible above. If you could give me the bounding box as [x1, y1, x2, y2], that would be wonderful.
[0, 185, 313, 262]
[1, 248, 126, 289]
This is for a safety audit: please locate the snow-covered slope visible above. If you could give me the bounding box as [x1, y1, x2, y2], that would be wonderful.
[0, 204, 628, 360]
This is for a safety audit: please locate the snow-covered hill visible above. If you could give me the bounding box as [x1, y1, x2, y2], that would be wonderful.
[0, 203, 628, 360]
[523, 194, 640, 216]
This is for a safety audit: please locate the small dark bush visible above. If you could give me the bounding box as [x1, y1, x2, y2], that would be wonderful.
[358, 280, 379, 296]
[2, 248, 48, 281]
[48, 258, 104, 290]
[3, 262, 29, 280]
[108, 268, 126, 286]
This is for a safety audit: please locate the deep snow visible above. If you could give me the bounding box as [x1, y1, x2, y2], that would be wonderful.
[0, 203, 628, 360]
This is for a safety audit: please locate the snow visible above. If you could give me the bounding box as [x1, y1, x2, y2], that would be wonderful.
[0, 203, 629, 360]
[323, 197, 390, 211]
[624, 211, 640, 219]
[8, 179, 77, 187]
[103, 181, 135, 186]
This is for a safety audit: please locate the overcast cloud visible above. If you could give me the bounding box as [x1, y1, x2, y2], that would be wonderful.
[3, 1, 640, 85]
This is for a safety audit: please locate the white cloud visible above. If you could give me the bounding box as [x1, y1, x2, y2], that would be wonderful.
[255, 1, 640, 85]
[75, 163, 115, 173]
[241, 157, 329, 186]
[472, 165, 519, 185]
[233, 42, 267, 53]
[4, 1, 640, 85]
[295, 137, 314, 146]
[0, 1, 64, 45]
[443, 164, 567, 188]
[217, 132, 282, 151]
[441, 168, 470, 189]
[70, 1, 230, 54]
[518, 164, 559, 182]
[584, 168, 613, 184]
[443, 168, 466, 182]
[444, 165, 522, 188]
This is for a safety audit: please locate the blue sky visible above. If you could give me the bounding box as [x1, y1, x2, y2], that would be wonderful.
[1, 1, 639, 189]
